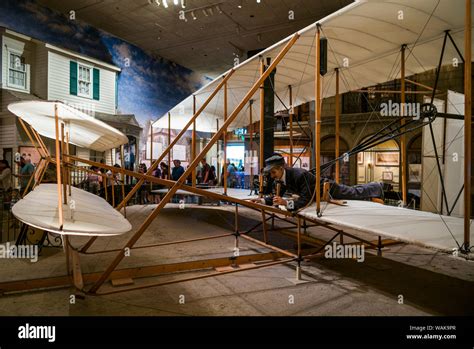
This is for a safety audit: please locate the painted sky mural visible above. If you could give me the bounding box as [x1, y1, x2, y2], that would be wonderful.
[0, 0, 210, 126]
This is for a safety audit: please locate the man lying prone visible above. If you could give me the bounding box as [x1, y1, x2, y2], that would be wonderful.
[253, 154, 387, 211]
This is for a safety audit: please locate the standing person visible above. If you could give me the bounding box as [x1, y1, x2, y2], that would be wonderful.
[138, 163, 149, 204]
[238, 160, 244, 172]
[14, 157, 34, 194]
[87, 166, 101, 195]
[106, 164, 121, 186]
[171, 160, 185, 181]
[149, 164, 163, 204]
[160, 162, 169, 180]
[152, 165, 162, 179]
[226, 160, 236, 188]
[209, 165, 217, 186]
[0, 159, 12, 207]
[200, 158, 214, 185]
[0, 159, 12, 193]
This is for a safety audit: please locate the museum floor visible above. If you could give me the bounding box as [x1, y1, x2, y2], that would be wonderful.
[1, 204, 473, 316]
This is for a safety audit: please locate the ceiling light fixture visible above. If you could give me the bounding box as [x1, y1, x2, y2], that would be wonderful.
[163, 0, 168, 8]
[257, 0, 261, 3]
[238, 0, 243, 9]
[181, 0, 186, 8]
[182, 3, 224, 21]
[173, 0, 179, 5]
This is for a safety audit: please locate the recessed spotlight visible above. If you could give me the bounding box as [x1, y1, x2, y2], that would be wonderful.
[163, 0, 168, 8]
[238, 0, 243, 9]
[257, 0, 261, 3]
[173, 0, 178, 4]
[181, 0, 186, 8]
[191, 10, 197, 20]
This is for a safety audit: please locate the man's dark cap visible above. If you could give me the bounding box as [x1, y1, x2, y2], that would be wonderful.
[263, 154, 285, 173]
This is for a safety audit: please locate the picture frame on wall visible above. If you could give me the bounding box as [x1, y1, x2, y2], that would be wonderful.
[300, 157, 310, 169]
[408, 163, 422, 183]
[375, 152, 399, 166]
[357, 152, 364, 165]
[382, 171, 393, 181]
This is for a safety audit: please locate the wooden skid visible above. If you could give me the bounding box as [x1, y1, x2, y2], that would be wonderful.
[71, 249, 84, 290]
[0, 252, 284, 294]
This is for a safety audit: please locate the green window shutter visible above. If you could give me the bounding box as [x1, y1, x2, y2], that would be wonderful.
[93, 68, 100, 100]
[69, 61, 77, 95]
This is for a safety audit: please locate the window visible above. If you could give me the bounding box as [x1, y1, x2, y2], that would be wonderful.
[77, 64, 92, 98]
[70, 61, 100, 100]
[7, 50, 27, 90]
[90, 150, 104, 163]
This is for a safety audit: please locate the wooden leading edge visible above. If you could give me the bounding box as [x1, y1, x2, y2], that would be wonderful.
[87, 33, 302, 295]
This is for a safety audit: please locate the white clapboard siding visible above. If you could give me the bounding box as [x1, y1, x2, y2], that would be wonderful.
[0, 90, 20, 148]
[105, 148, 114, 166]
[76, 147, 90, 167]
[32, 44, 48, 99]
[47, 51, 116, 114]
[0, 116, 16, 149]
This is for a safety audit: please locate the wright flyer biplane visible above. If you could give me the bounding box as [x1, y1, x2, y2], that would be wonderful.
[0, 0, 472, 296]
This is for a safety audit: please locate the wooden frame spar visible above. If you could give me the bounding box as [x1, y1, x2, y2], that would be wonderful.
[315, 25, 322, 215]
[463, 0, 471, 250]
[116, 70, 236, 211]
[4, 144, 402, 296]
[9, 108, 296, 295]
[400, 44, 407, 206]
[335, 68, 340, 183]
[82, 33, 302, 294]
[4, 130, 403, 296]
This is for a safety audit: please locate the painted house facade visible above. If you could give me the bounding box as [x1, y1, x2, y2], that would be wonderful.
[0, 27, 140, 177]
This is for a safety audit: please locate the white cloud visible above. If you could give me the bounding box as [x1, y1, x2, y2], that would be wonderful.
[112, 43, 133, 61]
